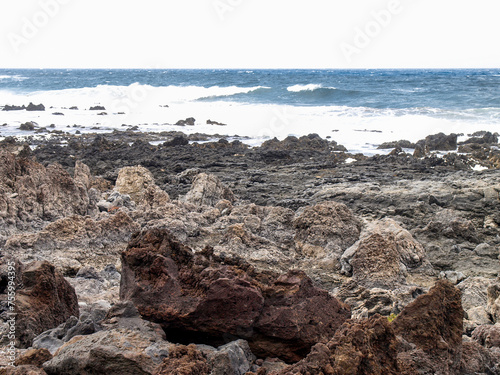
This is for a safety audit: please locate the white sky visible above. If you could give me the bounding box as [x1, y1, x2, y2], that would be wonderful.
[1, 0, 499, 69]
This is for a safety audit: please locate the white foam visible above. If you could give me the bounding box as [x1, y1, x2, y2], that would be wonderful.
[472, 165, 488, 171]
[287, 84, 331, 92]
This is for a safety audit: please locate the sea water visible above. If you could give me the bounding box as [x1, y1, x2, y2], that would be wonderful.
[0, 69, 499, 154]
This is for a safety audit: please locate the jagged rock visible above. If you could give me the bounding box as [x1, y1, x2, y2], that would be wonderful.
[14, 348, 52, 367]
[0, 150, 92, 239]
[153, 344, 210, 375]
[458, 277, 495, 327]
[261, 134, 333, 152]
[0, 366, 48, 375]
[206, 340, 256, 375]
[337, 282, 425, 319]
[206, 119, 226, 126]
[462, 131, 498, 145]
[460, 340, 500, 375]
[340, 218, 431, 289]
[377, 140, 416, 149]
[19, 122, 36, 131]
[184, 173, 235, 206]
[488, 282, 500, 323]
[293, 201, 361, 264]
[14, 261, 79, 348]
[26, 103, 45, 111]
[115, 165, 170, 208]
[89, 105, 105, 111]
[421, 208, 478, 242]
[163, 135, 189, 147]
[393, 280, 464, 375]
[119, 229, 350, 362]
[43, 301, 171, 375]
[278, 315, 399, 375]
[471, 324, 500, 348]
[4, 212, 139, 275]
[175, 117, 196, 126]
[417, 132, 458, 151]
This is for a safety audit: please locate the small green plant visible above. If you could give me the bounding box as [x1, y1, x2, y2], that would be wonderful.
[387, 313, 398, 323]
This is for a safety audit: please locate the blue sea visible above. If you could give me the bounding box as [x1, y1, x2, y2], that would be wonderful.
[1, 69, 499, 154]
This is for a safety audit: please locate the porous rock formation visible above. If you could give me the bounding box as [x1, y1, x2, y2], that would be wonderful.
[119, 228, 350, 362]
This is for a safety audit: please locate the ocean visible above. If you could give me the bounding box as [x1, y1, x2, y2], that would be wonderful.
[1, 69, 499, 154]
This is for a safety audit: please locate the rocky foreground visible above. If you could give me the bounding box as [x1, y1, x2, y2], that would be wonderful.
[0, 131, 499, 374]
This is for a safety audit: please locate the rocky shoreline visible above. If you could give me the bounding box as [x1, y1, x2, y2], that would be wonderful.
[0, 130, 499, 374]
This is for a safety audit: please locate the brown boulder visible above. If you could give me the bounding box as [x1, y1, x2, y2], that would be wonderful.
[153, 344, 210, 375]
[393, 280, 464, 374]
[293, 201, 361, 261]
[120, 229, 350, 362]
[15, 261, 79, 348]
[278, 315, 399, 375]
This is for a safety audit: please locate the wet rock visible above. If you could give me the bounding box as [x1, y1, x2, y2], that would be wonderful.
[278, 315, 399, 375]
[293, 201, 361, 264]
[163, 135, 189, 147]
[393, 280, 464, 375]
[26, 103, 45, 111]
[119, 229, 350, 362]
[377, 140, 416, 149]
[115, 165, 170, 208]
[19, 122, 36, 131]
[2, 104, 26, 111]
[175, 117, 196, 126]
[206, 119, 226, 126]
[462, 131, 498, 145]
[89, 105, 105, 111]
[261, 134, 332, 152]
[184, 173, 235, 206]
[417, 132, 458, 151]
[340, 218, 432, 288]
[15, 261, 80, 348]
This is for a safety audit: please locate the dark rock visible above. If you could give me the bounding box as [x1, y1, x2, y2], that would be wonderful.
[206, 119, 226, 126]
[462, 131, 498, 145]
[2, 104, 26, 111]
[175, 117, 196, 126]
[119, 229, 350, 362]
[26, 103, 45, 111]
[417, 132, 458, 151]
[164, 135, 189, 147]
[471, 324, 500, 348]
[18, 122, 36, 131]
[89, 106, 106, 111]
[377, 140, 416, 149]
[69, 106, 78, 110]
[460, 340, 500, 375]
[15, 261, 80, 348]
[52, 112, 64, 116]
[393, 280, 464, 374]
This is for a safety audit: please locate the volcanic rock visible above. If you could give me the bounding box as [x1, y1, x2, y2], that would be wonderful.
[89, 105, 105, 111]
[115, 165, 170, 208]
[278, 315, 399, 375]
[340, 218, 431, 288]
[392, 280, 464, 375]
[417, 132, 458, 151]
[183, 173, 235, 206]
[14, 261, 79, 348]
[293, 201, 361, 264]
[26, 103, 45, 111]
[119, 229, 350, 362]
[153, 345, 210, 375]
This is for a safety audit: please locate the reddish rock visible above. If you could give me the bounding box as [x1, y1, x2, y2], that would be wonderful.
[16, 261, 79, 348]
[14, 348, 52, 367]
[460, 340, 500, 375]
[392, 280, 464, 374]
[0, 366, 48, 375]
[278, 315, 400, 375]
[153, 344, 210, 375]
[120, 229, 350, 362]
